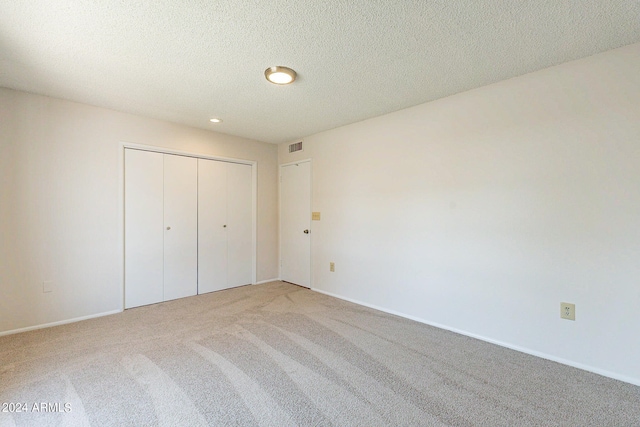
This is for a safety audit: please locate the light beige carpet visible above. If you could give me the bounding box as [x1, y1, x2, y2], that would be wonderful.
[1, 281, 639, 426]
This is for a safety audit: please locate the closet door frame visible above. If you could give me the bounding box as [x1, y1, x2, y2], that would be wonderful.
[120, 142, 257, 309]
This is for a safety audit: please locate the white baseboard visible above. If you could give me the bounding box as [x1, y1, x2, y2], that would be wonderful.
[255, 278, 280, 285]
[0, 309, 123, 337]
[311, 287, 640, 387]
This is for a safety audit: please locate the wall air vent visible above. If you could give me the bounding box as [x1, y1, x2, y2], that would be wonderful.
[289, 141, 303, 153]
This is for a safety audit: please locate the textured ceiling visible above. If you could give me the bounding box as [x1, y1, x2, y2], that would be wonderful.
[1, 1, 639, 144]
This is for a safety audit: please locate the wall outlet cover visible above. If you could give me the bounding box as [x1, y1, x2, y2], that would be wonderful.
[560, 302, 575, 320]
[43, 281, 53, 293]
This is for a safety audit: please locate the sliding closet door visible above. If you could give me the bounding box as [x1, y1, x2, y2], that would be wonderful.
[227, 162, 252, 287]
[124, 149, 164, 308]
[197, 159, 228, 294]
[163, 154, 198, 301]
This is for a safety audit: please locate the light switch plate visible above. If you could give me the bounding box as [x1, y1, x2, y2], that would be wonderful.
[312, 212, 321, 221]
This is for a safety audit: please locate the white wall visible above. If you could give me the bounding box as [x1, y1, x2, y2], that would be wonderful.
[279, 43, 640, 385]
[0, 88, 279, 334]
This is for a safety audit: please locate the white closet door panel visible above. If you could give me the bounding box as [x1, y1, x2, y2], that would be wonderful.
[227, 162, 253, 287]
[124, 149, 164, 308]
[197, 159, 228, 294]
[280, 161, 311, 287]
[163, 154, 198, 301]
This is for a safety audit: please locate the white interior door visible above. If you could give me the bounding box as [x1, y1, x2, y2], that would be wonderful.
[163, 154, 198, 301]
[227, 162, 252, 287]
[198, 159, 228, 293]
[280, 161, 311, 287]
[124, 149, 164, 308]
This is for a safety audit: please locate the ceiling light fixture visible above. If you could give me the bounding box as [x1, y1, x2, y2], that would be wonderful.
[264, 66, 297, 85]
[209, 118, 222, 123]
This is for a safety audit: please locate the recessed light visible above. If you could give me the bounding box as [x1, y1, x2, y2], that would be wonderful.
[264, 66, 297, 85]
[209, 118, 222, 123]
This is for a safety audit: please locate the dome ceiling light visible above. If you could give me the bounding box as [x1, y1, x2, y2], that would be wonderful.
[264, 66, 297, 85]
[209, 118, 222, 123]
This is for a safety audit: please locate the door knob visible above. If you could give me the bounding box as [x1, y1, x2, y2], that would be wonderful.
[166, 226, 171, 230]
[223, 225, 227, 228]
[303, 229, 309, 234]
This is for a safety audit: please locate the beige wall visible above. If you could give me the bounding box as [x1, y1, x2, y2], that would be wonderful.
[0, 88, 279, 333]
[279, 43, 640, 385]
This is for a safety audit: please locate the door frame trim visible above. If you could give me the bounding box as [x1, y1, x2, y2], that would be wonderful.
[279, 159, 312, 288]
[120, 142, 258, 309]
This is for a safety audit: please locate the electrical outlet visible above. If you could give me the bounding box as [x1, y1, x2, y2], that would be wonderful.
[312, 212, 321, 221]
[330, 262, 335, 272]
[43, 281, 53, 293]
[560, 302, 575, 320]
